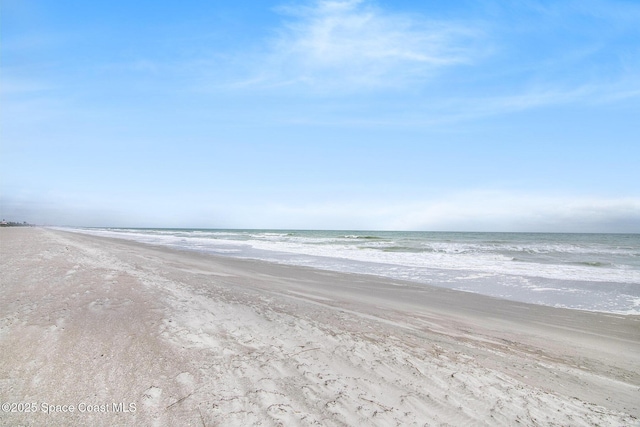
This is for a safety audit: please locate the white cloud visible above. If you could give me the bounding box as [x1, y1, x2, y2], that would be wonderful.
[248, 0, 484, 90]
[392, 192, 640, 232]
[258, 192, 640, 232]
[215, 0, 640, 124]
[3, 189, 638, 232]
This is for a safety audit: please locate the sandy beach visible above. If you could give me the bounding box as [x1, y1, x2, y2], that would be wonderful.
[1, 227, 638, 426]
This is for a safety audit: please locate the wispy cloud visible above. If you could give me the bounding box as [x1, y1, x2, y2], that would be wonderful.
[0, 77, 52, 95]
[213, 0, 640, 125]
[242, 0, 485, 91]
[429, 79, 640, 124]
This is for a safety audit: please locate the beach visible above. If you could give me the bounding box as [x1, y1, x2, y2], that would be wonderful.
[1, 227, 638, 426]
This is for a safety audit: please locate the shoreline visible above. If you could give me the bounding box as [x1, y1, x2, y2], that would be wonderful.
[1, 227, 639, 426]
[59, 226, 640, 316]
[58, 226, 640, 320]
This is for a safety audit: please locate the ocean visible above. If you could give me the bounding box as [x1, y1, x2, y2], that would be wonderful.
[65, 228, 640, 315]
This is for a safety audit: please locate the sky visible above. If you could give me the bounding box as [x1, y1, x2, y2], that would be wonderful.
[1, 0, 639, 232]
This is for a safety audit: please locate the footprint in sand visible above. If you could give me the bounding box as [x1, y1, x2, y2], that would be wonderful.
[142, 386, 163, 408]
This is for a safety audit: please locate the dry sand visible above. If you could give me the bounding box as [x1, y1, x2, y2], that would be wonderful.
[1, 227, 639, 426]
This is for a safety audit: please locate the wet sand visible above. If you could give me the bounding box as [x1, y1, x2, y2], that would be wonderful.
[1, 227, 639, 426]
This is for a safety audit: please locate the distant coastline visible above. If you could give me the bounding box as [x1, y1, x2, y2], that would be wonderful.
[0, 220, 34, 227]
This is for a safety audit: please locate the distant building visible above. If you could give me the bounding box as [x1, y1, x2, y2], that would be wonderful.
[0, 220, 33, 227]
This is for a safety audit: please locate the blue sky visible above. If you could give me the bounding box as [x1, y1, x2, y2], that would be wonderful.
[1, 0, 639, 231]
